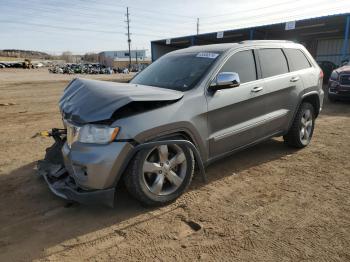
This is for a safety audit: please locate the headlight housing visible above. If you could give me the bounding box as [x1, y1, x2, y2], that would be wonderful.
[78, 125, 119, 144]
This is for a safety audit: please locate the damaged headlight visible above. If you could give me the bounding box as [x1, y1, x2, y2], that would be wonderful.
[78, 125, 120, 144]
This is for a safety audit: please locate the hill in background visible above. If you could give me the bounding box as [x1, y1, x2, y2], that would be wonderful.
[0, 49, 52, 60]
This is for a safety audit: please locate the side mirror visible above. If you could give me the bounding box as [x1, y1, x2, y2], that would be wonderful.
[210, 72, 240, 91]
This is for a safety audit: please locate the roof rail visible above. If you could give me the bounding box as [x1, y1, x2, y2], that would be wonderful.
[239, 40, 295, 44]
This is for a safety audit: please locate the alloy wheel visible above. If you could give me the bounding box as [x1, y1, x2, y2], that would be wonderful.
[142, 145, 187, 196]
[300, 109, 313, 145]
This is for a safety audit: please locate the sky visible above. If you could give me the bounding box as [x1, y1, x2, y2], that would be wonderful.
[0, 0, 349, 56]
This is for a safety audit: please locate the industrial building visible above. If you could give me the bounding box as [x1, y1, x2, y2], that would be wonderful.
[151, 13, 350, 66]
[99, 49, 151, 68]
[100, 50, 146, 60]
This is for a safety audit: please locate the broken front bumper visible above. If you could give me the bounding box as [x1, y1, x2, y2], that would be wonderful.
[37, 130, 118, 207]
[37, 129, 207, 207]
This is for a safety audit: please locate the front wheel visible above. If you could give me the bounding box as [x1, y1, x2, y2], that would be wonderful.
[284, 102, 315, 148]
[124, 143, 195, 206]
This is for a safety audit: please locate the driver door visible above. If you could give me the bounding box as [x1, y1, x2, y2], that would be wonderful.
[206, 49, 268, 158]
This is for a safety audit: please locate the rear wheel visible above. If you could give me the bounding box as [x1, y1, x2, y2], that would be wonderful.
[284, 102, 315, 148]
[124, 143, 194, 206]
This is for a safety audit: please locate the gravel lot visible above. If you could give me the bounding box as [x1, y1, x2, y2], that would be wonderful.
[0, 69, 349, 261]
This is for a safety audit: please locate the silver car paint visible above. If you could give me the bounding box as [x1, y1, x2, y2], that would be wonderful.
[60, 78, 184, 124]
[62, 141, 133, 189]
[62, 41, 324, 190]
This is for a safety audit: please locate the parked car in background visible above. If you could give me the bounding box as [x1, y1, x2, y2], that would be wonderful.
[317, 60, 338, 83]
[38, 40, 324, 207]
[328, 62, 350, 102]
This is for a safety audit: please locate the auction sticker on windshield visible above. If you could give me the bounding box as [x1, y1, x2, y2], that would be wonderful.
[196, 52, 219, 59]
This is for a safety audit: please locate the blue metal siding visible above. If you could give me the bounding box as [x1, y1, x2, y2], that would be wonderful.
[316, 39, 350, 65]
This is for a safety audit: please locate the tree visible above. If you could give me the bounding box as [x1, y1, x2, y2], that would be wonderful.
[83, 52, 99, 63]
[61, 51, 73, 63]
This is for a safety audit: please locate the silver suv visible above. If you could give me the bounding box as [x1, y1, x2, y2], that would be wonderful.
[38, 40, 324, 207]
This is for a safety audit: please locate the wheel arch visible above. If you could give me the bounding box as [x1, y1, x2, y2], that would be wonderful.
[286, 92, 320, 134]
[301, 92, 320, 118]
[113, 130, 207, 188]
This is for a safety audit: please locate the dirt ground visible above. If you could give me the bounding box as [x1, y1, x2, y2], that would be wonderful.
[0, 69, 349, 262]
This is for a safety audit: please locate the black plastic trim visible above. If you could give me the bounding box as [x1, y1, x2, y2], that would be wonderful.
[43, 174, 116, 207]
[113, 139, 207, 187]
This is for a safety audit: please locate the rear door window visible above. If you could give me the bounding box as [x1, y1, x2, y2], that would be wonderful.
[219, 50, 257, 83]
[284, 48, 311, 71]
[258, 48, 289, 78]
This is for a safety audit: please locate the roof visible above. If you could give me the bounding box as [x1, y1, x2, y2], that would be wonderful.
[113, 57, 151, 62]
[171, 43, 239, 53]
[100, 50, 146, 53]
[152, 12, 350, 48]
[167, 40, 302, 55]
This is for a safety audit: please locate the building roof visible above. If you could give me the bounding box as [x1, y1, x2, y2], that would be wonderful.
[113, 57, 151, 62]
[151, 12, 350, 48]
[99, 50, 146, 54]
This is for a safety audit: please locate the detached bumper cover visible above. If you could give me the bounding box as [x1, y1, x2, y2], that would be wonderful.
[37, 139, 116, 207]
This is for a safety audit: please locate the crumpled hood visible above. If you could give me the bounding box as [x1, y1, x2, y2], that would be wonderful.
[59, 78, 183, 123]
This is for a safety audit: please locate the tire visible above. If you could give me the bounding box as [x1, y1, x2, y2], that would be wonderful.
[124, 143, 195, 206]
[283, 102, 315, 148]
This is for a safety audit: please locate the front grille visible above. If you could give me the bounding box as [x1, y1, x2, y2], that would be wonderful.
[340, 74, 350, 85]
[66, 122, 80, 148]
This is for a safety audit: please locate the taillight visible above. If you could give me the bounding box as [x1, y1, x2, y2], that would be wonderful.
[319, 70, 324, 79]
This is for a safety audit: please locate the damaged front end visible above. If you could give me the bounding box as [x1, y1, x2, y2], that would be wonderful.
[37, 128, 115, 207]
[37, 78, 187, 207]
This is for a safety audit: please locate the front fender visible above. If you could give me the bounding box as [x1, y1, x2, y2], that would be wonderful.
[112, 139, 207, 187]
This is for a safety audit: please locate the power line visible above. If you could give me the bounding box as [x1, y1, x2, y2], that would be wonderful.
[31, 0, 194, 22]
[199, 7, 347, 34]
[2, 0, 346, 48]
[4, 1, 196, 27]
[76, 0, 195, 19]
[200, 0, 334, 26]
[1, 8, 195, 35]
[200, 0, 304, 19]
[0, 20, 174, 39]
[2, 1, 197, 34]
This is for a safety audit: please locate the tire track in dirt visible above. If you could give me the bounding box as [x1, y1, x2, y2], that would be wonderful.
[0, 76, 349, 261]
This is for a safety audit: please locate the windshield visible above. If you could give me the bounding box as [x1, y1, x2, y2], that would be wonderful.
[130, 51, 222, 91]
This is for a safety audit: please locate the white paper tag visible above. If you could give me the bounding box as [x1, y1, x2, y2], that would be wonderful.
[285, 21, 296, 30]
[217, 31, 224, 38]
[196, 52, 219, 59]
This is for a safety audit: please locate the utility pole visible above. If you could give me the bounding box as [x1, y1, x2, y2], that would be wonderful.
[196, 18, 199, 35]
[126, 7, 131, 71]
[135, 48, 138, 64]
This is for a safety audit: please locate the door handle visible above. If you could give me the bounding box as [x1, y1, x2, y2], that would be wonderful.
[290, 76, 300, 82]
[251, 86, 263, 93]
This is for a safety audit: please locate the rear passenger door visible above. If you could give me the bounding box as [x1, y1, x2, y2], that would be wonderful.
[257, 48, 303, 135]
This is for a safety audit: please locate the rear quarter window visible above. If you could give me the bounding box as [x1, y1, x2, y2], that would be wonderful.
[258, 48, 289, 78]
[284, 48, 311, 71]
